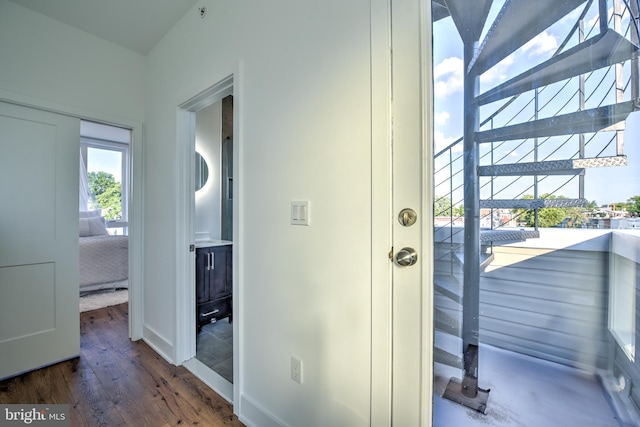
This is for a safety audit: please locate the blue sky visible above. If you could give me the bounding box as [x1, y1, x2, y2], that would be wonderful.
[433, 3, 640, 206]
[87, 147, 122, 183]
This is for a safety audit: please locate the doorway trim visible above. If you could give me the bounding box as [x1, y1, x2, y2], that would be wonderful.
[0, 89, 144, 341]
[175, 73, 240, 406]
[370, 0, 393, 424]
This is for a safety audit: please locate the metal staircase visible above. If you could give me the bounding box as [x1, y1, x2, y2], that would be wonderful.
[432, 0, 640, 413]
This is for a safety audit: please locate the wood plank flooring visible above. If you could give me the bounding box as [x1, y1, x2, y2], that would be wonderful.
[0, 303, 244, 427]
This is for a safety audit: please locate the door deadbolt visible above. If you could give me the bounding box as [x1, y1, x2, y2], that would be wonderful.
[395, 247, 418, 267]
[398, 208, 417, 227]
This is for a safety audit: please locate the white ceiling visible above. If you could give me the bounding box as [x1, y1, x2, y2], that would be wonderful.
[8, 0, 199, 55]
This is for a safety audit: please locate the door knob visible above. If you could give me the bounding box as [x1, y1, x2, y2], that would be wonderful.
[395, 247, 418, 267]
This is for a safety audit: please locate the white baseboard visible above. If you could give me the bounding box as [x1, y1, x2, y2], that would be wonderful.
[142, 324, 174, 364]
[239, 394, 286, 427]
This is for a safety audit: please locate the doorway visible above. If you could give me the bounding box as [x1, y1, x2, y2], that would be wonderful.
[194, 96, 234, 383]
[0, 99, 143, 380]
[176, 75, 238, 404]
[79, 120, 131, 313]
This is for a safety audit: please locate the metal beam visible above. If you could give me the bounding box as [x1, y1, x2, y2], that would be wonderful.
[469, 0, 588, 75]
[480, 198, 588, 209]
[480, 229, 540, 242]
[477, 101, 636, 143]
[442, 0, 493, 43]
[476, 30, 638, 106]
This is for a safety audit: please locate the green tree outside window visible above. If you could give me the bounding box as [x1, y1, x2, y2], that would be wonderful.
[88, 171, 122, 220]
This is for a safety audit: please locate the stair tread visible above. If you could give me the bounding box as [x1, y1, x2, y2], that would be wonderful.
[435, 295, 463, 313]
[478, 156, 627, 176]
[434, 346, 463, 369]
[477, 30, 638, 105]
[435, 274, 463, 304]
[480, 229, 540, 242]
[439, 0, 492, 43]
[453, 251, 495, 269]
[480, 198, 588, 209]
[432, 0, 451, 22]
[477, 101, 636, 143]
[469, 0, 588, 75]
[435, 307, 461, 336]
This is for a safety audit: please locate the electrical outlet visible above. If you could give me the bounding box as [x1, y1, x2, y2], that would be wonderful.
[291, 355, 302, 384]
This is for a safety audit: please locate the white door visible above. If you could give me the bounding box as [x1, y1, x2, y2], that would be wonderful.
[0, 101, 80, 379]
[390, 0, 433, 425]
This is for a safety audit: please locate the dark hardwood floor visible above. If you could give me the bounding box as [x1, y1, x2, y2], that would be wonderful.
[0, 303, 244, 427]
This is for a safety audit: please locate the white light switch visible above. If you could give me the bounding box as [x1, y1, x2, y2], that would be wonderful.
[291, 200, 310, 226]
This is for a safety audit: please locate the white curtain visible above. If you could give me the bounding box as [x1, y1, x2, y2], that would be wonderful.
[79, 150, 90, 211]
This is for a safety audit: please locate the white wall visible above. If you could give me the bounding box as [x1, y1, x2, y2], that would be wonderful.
[0, 0, 145, 123]
[144, 0, 374, 425]
[195, 101, 222, 241]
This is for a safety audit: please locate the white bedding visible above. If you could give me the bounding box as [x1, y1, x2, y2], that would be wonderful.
[79, 235, 128, 293]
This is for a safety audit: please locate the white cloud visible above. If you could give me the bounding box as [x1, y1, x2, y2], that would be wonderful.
[434, 57, 464, 97]
[522, 31, 558, 57]
[480, 54, 515, 85]
[434, 56, 463, 78]
[435, 79, 463, 97]
[435, 111, 450, 125]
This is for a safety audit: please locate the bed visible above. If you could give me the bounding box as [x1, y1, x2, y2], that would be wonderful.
[79, 210, 128, 294]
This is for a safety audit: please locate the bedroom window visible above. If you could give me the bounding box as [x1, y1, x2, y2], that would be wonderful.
[80, 120, 131, 235]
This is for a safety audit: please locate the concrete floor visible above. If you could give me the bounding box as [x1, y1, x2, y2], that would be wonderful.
[197, 318, 627, 425]
[432, 344, 622, 427]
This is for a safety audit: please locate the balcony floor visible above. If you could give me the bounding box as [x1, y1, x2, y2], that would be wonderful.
[433, 344, 620, 426]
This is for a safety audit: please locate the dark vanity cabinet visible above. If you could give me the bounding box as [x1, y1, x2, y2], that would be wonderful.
[196, 244, 232, 328]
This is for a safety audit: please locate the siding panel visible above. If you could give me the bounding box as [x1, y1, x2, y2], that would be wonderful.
[478, 245, 609, 371]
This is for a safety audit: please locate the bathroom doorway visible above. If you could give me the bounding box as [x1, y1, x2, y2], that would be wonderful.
[194, 96, 234, 383]
[176, 75, 238, 403]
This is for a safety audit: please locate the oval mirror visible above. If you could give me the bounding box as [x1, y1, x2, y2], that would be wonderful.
[195, 152, 209, 191]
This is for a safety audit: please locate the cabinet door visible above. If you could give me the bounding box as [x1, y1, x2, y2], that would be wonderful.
[195, 248, 210, 304]
[210, 245, 232, 300]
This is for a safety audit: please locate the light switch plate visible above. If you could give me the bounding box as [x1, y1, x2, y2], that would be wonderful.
[291, 200, 310, 226]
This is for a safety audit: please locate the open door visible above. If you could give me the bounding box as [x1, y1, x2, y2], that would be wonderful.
[0, 101, 80, 379]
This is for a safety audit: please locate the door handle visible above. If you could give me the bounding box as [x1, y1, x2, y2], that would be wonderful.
[201, 309, 220, 317]
[204, 252, 215, 270]
[395, 247, 418, 267]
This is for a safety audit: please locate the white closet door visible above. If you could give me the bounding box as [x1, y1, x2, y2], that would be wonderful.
[0, 101, 80, 379]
